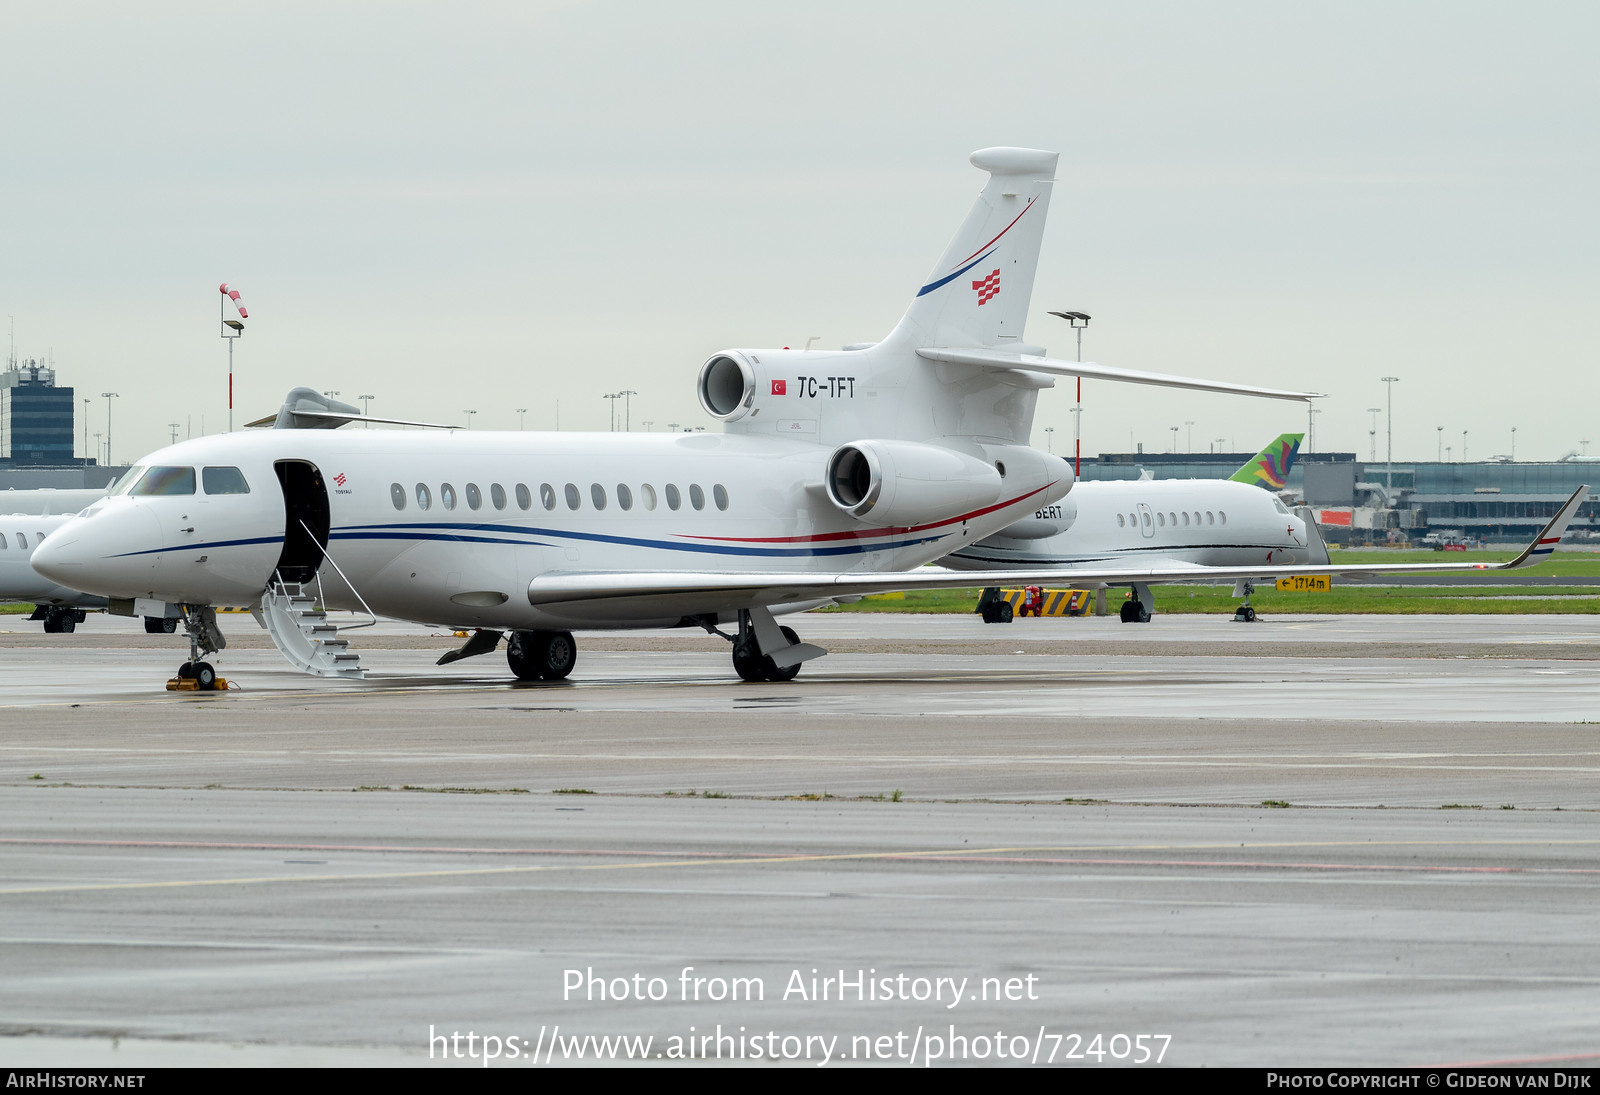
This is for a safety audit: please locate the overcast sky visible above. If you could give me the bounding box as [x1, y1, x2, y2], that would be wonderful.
[3, 1, 1595, 466]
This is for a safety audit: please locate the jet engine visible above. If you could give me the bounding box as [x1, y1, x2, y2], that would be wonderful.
[824, 439, 1011, 528]
[697, 351, 758, 422]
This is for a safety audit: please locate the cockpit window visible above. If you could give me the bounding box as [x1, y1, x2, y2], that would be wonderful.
[130, 466, 196, 496]
[110, 466, 145, 495]
[1273, 497, 1290, 515]
[202, 467, 250, 495]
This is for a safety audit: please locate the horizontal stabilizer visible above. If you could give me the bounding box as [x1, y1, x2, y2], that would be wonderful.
[917, 348, 1319, 402]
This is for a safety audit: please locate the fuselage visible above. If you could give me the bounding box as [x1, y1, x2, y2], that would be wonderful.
[1, 512, 105, 608]
[942, 478, 1324, 572]
[32, 427, 1067, 630]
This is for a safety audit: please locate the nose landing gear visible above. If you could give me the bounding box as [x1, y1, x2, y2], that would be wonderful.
[167, 605, 229, 691]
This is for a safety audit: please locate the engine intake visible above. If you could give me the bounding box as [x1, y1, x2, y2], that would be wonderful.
[824, 440, 1005, 528]
[697, 352, 757, 421]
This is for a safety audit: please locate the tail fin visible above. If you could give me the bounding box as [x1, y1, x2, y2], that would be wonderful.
[886, 147, 1058, 350]
[1230, 433, 1304, 489]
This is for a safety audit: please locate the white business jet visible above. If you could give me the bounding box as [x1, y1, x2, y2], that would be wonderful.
[0, 512, 105, 632]
[946, 433, 1328, 621]
[32, 148, 1578, 689]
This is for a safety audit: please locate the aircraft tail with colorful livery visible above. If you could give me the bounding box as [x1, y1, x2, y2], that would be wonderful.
[1229, 433, 1303, 490]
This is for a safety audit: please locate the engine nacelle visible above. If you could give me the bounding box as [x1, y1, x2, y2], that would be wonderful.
[697, 351, 758, 422]
[825, 439, 1006, 528]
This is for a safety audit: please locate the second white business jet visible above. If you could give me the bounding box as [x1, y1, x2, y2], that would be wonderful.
[33, 148, 1576, 688]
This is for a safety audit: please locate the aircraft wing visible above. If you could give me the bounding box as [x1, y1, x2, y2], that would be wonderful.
[527, 487, 1589, 611]
[917, 348, 1320, 402]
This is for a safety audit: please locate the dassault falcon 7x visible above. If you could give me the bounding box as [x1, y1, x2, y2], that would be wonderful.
[32, 148, 1577, 688]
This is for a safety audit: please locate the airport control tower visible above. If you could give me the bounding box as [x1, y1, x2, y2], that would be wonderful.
[1, 360, 75, 465]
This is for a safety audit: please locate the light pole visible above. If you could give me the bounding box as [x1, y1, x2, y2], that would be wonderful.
[81, 397, 90, 466]
[1462, 429, 1468, 463]
[1437, 426, 1443, 462]
[94, 432, 102, 467]
[1048, 310, 1090, 476]
[1043, 426, 1054, 454]
[1169, 425, 1179, 453]
[515, 407, 527, 430]
[667, 422, 680, 432]
[641, 420, 653, 432]
[169, 422, 180, 445]
[464, 409, 476, 430]
[1184, 420, 1195, 452]
[101, 392, 118, 466]
[1306, 407, 1319, 454]
[359, 394, 375, 427]
[1367, 407, 1381, 462]
[1510, 426, 1517, 461]
[1381, 377, 1399, 494]
[604, 392, 621, 431]
[218, 283, 247, 432]
[617, 389, 638, 431]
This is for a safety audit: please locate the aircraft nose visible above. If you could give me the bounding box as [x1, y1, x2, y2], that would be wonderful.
[31, 505, 164, 596]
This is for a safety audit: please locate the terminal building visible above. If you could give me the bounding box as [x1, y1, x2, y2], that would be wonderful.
[1, 361, 75, 466]
[1080, 450, 1600, 544]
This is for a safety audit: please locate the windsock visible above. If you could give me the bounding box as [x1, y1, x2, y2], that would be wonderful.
[219, 283, 248, 320]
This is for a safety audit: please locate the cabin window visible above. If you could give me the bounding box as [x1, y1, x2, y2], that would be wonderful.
[665, 484, 681, 511]
[689, 484, 705, 511]
[640, 484, 657, 511]
[516, 484, 532, 510]
[1206, 511, 1214, 525]
[1157, 512, 1165, 527]
[539, 483, 556, 511]
[564, 483, 581, 510]
[590, 483, 607, 510]
[1141, 511, 1151, 527]
[202, 467, 250, 495]
[1219, 511, 1227, 526]
[0, 533, 7, 549]
[390, 483, 406, 510]
[616, 484, 633, 511]
[441, 484, 458, 510]
[1182, 512, 1189, 526]
[466, 483, 482, 510]
[1169, 512, 1177, 526]
[713, 484, 729, 511]
[131, 466, 196, 496]
[1194, 512, 1201, 525]
[15, 533, 26, 549]
[490, 483, 507, 510]
[416, 483, 432, 510]
[1117, 514, 1125, 528]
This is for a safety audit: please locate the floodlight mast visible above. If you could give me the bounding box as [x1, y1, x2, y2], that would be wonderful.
[1048, 311, 1091, 476]
[218, 284, 248, 432]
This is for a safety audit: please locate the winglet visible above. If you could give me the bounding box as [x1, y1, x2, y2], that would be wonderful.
[1501, 485, 1589, 569]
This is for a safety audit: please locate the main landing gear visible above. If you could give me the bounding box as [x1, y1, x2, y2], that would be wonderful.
[168, 605, 228, 691]
[35, 607, 85, 633]
[1232, 580, 1258, 623]
[506, 629, 577, 681]
[1118, 582, 1154, 624]
[714, 607, 826, 683]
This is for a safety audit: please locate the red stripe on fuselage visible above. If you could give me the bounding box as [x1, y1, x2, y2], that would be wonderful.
[679, 482, 1058, 544]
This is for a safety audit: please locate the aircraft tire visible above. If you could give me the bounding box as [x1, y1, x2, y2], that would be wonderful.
[536, 631, 577, 680]
[42, 614, 59, 634]
[996, 602, 1014, 624]
[144, 616, 167, 634]
[506, 631, 541, 680]
[176, 662, 195, 680]
[193, 662, 216, 690]
[58, 613, 75, 634]
[766, 626, 803, 682]
[732, 639, 766, 682]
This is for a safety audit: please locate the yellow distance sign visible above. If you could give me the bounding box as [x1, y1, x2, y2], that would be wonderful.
[1275, 575, 1331, 593]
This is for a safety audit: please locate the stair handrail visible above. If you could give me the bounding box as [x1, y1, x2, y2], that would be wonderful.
[301, 520, 378, 631]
